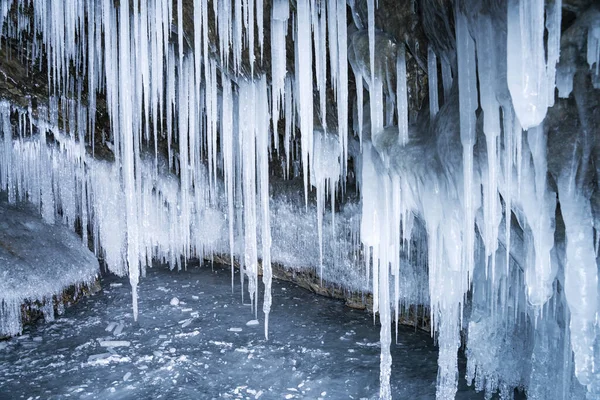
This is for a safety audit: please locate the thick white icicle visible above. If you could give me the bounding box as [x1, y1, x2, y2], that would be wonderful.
[378, 175, 393, 400]
[296, 0, 314, 205]
[239, 80, 258, 314]
[178, 50, 191, 265]
[506, 0, 559, 129]
[118, 0, 141, 321]
[475, 14, 501, 276]
[423, 7, 480, 399]
[271, 0, 289, 153]
[455, 6, 477, 286]
[217, 0, 232, 67]
[521, 125, 556, 307]
[222, 78, 235, 291]
[255, 77, 272, 339]
[558, 173, 598, 387]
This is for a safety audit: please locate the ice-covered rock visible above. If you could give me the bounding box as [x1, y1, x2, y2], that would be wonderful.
[0, 194, 98, 337]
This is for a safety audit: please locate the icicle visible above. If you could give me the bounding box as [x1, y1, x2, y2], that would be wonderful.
[556, 64, 575, 99]
[222, 78, 235, 291]
[370, 77, 384, 152]
[441, 57, 452, 102]
[86, 0, 97, 145]
[255, 77, 272, 339]
[233, 0, 243, 71]
[587, 20, 600, 83]
[521, 125, 556, 307]
[284, 76, 294, 179]
[207, 61, 219, 202]
[396, 45, 408, 146]
[246, 0, 255, 75]
[218, 0, 232, 67]
[355, 68, 364, 147]
[327, 0, 338, 96]
[391, 175, 401, 344]
[378, 176, 392, 400]
[558, 172, 598, 387]
[315, 3, 327, 132]
[475, 14, 501, 277]
[506, 0, 558, 129]
[427, 45, 439, 119]
[239, 80, 258, 314]
[271, 0, 289, 154]
[166, 46, 175, 169]
[501, 105, 514, 276]
[367, 0, 375, 90]
[118, 0, 141, 321]
[256, 0, 264, 59]
[455, 5, 477, 284]
[545, 0, 561, 108]
[296, 0, 314, 205]
[336, 0, 348, 181]
[178, 55, 191, 263]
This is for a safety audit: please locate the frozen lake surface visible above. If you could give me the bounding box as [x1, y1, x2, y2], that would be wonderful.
[0, 264, 487, 399]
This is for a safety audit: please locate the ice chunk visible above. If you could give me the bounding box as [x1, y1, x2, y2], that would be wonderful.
[87, 353, 112, 362]
[113, 323, 124, 336]
[105, 322, 117, 333]
[98, 341, 131, 348]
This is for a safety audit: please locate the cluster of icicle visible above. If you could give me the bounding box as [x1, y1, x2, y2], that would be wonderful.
[1, 0, 600, 398]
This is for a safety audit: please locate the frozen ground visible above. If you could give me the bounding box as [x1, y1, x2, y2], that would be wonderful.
[0, 264, 485, 399]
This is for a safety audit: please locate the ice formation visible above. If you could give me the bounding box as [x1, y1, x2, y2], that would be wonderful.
[0, 0, 599, 399]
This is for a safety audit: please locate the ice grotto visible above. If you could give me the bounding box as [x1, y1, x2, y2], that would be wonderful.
[0, 0, 599, 398]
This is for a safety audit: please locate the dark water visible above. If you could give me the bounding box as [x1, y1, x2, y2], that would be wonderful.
[0, 264, 485, 399]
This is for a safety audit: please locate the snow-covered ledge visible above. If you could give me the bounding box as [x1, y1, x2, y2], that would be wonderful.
[0, 194, 99, 337]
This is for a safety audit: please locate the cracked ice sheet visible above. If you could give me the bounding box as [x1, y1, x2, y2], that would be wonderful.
[0, 264, 485, 399]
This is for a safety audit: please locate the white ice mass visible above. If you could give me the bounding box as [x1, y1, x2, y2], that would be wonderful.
[0, 0, 599, 399]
